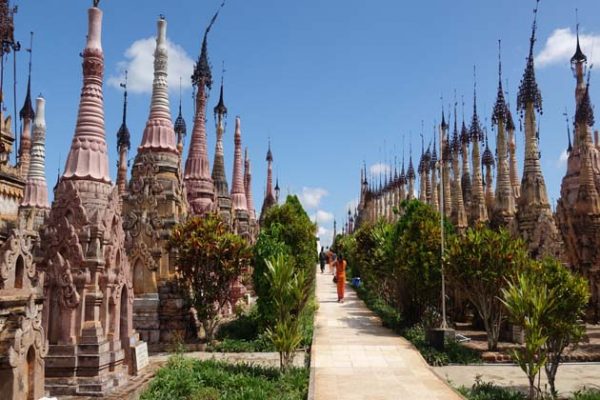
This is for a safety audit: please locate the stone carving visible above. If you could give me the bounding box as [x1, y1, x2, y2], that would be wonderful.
[0, 228, 34, 288]
[7, 295, 48, 368]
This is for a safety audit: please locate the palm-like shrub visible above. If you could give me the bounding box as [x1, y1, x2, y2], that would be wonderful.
[502, 273, 556, 400]
[502, 258, 589, 399]
[264, 254, 312, 370]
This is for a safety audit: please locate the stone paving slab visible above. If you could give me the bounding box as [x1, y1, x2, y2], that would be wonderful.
[435, 363, 600, 396]
[310, 268, 464, 400]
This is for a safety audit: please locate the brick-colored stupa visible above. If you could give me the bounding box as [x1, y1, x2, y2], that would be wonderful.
[39, 4, 144, 395]
[122, 17, 192, 346]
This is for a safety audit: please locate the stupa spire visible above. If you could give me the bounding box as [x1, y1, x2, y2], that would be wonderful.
[516, 0, 562, 259]
[260, 140, 276, 222]
[212, 72, 230, 203]
[571, 12, 588, 107]
[174, 78, 187, 154]
[116, 71, 130, 194]
[244, 147, 256, 221]
[231, 116, 247, 211]
[469, 67, 488, 223]
[139, 17, 177, 153]
[492, 40, 516, 227]
[21, 96, 48, 209]
[451, 100, 468, 229]
[18, 31, 34, 178]
[185, 3, 224, 215]
[460, 96, 472, 216]
[407, 141, 415, 200]
[62, 4, 110, 182]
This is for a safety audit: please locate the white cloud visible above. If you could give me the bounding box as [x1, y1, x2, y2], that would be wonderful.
[108, 37, 195, 94]
[536, 28, 600, 68]
[317, 227, 333, 247]
[299, 187, 328, 209]
[557, 149, 569, 168]
[369, 163, 391, 176]
[345, 198, 358, 213]
[311, 210, 334, 224]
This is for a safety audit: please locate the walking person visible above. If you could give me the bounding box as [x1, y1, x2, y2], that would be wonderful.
[319, 247, 326, 274]
[326, 248, 334, 274]
[335, 254, 347, 303]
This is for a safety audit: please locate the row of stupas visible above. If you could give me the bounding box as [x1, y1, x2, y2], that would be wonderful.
[0, 1, 280, 398]
[354, 3, 600, 317]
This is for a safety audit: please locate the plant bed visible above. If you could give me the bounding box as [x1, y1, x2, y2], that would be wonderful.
[141, 356, 308, 400]
[457, 378, 526, 400]
[206, 337, 275, 353]
[455, 326, 600, 364]
[457, 378, 600, 400]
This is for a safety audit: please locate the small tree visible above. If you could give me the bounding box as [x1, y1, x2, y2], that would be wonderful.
[445, 226, 530, 350]
[168, 215, 252, 341]
[392, 200, 454, 325]
[536, 258, 589, 398]
[264, 254, 311, 371]
[253, 195, 316, 329]
[502, 272, 556, 400]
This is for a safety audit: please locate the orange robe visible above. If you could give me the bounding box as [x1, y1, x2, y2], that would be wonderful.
[336, 260, 347, 300]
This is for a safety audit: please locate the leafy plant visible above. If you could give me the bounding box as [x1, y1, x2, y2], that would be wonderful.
[501, 273, 556, 399]
[390, 200, 455, 325]
[536, 258, 589, 398]
[168, 214, 252, 341]
[253, 195, 316, 333]
[264, 254, 312, 371]
[445, 225, 530, 350]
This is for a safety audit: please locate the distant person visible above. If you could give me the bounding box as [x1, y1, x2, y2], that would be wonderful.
[326, 247, 334, 274]
[319, 247, 326, 273]
[335, 254, 347, 303]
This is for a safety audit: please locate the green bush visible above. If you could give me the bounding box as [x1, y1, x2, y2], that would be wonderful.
[216, 310, 261, 341]
[206, 336, 274, 353]
[252, 195, 317, 343]
[141, 357, 308, 400]
[458, 378, 526, 400]
[573, 389, 600, 400]
[391, 200, 455, 326]
[401, 324, 480, 366]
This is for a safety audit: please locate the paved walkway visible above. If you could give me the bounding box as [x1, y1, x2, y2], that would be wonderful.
[310, 268, 463, 400]
[435, 363, 600, 396]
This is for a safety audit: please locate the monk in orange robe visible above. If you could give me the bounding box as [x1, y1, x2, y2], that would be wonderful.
[335, 255, 347, 303]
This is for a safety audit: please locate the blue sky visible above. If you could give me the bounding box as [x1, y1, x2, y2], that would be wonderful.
[10, 0, 600, 246]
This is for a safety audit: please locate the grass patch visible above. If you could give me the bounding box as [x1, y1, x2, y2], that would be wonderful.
[141, 356, 308, 400]
[573, 389, 600, 400]
[402, 324, 481, 366]
[206, 337, 274, 353]
[457, 378, 526, 400]
[354, 284, 481, 366]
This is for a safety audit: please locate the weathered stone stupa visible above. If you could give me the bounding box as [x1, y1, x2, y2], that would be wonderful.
[515, 3, 562, 259]
[122, 17, 191, 346]
[39, 3, 143, 394]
